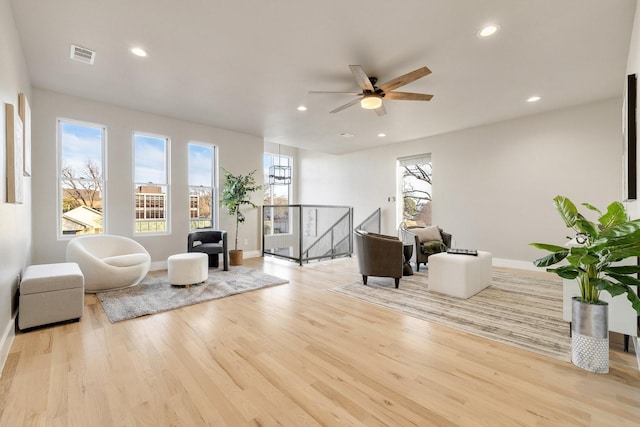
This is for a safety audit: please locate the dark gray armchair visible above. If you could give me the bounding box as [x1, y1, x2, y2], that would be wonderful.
[400, 223, 452, 272]
[354, 229, 403, 288]
[187, 229, 229, 271]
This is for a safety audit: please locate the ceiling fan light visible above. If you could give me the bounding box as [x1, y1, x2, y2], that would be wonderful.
[361, 95, 382, 110]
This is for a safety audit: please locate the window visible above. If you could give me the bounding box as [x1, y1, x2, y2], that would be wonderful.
[58, 119, 106, 237]
[134, 132, 170, 234]
[263, 152, 291, 235]
[398, 154, 432, 225]
[188, 142, 217, 230]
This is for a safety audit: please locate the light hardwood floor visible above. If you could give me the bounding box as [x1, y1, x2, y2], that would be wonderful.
[1, 257, 639, 426]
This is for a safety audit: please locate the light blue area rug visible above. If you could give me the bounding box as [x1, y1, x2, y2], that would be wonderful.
[97, 266, 288, 322]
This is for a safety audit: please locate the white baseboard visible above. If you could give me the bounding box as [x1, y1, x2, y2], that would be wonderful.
[0, 313, 17, 379]
[149, 250, 263, 272]
[149, 260, 167, 272]
[492, 257, 541, 272]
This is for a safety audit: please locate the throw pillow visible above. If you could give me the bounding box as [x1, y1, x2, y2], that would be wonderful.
[421, 240, 446, 255]
[413, 225, 443, 243]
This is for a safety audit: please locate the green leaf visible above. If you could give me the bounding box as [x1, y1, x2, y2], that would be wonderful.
[594, 278, 629, 297]
[567, 250, 599, 266]
[533, 251, 568, 267]
[598, 201, 627, 228]
[574, 216, 599, 239]
[547, 265, 580, 279]
[604, 272, 640, 287]
[627, 291, 640, 316]
[582, 203, 602, 215]
[604, 265, 640, 274]
[600, 219, 640, 238]
[530, 242, 567, 252]
[553, 196, 578, 228]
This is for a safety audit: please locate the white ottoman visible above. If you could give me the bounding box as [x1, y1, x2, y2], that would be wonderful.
[428, 251, 492, 298]
[19, 262, 85, 330]
[168, 253, 208, 287]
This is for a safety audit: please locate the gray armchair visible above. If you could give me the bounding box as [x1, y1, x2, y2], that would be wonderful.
[187, 229, 229, 271]
[400, 223, 452, 272]
[354, 229, 403, 288]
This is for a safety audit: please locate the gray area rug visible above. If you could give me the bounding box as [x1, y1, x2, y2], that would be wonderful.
[97, 266, 288, 323]
[330, 270, 571, 361]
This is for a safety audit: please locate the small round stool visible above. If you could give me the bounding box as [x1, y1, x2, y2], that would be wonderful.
[167, 253, 208, 287]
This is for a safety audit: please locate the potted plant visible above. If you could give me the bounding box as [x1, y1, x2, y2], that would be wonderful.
[220, 169, 262, 266]
[531, 195, 640, 372]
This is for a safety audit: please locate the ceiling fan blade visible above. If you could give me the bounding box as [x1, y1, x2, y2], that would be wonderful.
[384, 92, 433, 101]
[330, 97, 362, 114]
[375, 103, 387, 117]
[378, 66, 431, 92]
[309, 91, 361, 95]
[349, 65, 375, 92]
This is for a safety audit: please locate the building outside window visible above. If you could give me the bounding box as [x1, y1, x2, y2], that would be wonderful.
[263, 152, 291, 235]
[58, 119, 106, 237]
[134, 132, 170, 234]
[188, 142, 217, 230]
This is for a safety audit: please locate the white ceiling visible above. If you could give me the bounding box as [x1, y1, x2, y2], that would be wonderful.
[9, 0, 637, 155]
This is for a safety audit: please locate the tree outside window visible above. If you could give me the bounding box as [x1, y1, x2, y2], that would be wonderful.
[58, 119, 105, 236]
[400, 155, 432, 225]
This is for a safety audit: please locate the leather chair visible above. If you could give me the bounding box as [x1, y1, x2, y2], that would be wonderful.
[400, 223, 452, 272]
[354, 229, 403, 288]
[187, 229, 229, 270]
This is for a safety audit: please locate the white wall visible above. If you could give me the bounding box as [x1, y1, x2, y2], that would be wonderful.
[31, 89, 264, 267]
[298, 98, 623, 269]
[0, 0, 32, 373]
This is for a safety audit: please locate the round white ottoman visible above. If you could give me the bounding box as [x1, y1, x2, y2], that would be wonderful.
[168, 253, 208, 287]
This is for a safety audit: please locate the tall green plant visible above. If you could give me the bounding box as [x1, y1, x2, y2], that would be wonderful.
[220, 169, 262, 251]
[531, 195, 640, 314]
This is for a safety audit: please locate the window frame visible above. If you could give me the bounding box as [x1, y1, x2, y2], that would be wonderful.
[188, 141, 219, 230]
[133, 131, 171, 235]
[57, 117, 107, 239]
[263, 152, 292, 236]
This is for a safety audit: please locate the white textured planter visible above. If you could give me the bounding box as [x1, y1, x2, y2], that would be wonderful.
[571, 297, 609, 373]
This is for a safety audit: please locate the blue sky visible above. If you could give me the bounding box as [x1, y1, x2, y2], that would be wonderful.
[60, 122, 103, 175]
[134, 134, 167, 184]
[188, 143, 213, 187]
[61, 123, 214, 186]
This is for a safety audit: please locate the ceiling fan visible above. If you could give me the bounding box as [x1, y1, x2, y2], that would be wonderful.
[310, 65, 433, 116]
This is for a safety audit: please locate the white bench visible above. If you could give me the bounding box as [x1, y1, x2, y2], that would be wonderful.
[428, 251, 493, 298]
[19, 262, 84, 330]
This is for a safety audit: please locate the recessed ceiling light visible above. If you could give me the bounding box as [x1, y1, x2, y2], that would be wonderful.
[297, 105, 307, 111]
[527, 96, 541, 103]
[130, 47, 148, 57]
[478, 24, 500, 38]
[378, 133, 386, 138]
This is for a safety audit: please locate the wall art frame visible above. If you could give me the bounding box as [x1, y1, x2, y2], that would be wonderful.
[5, 102, 24, 204]
[18, 92, 31, 176]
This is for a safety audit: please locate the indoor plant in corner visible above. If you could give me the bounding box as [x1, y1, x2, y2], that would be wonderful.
[531, 195, 640, 373]
[221, 169, 262, 266]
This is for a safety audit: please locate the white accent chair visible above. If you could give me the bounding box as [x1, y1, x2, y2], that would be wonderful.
[66, 234, 151, 292]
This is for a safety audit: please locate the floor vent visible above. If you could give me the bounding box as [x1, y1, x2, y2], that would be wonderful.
[70, 44, 96, 64]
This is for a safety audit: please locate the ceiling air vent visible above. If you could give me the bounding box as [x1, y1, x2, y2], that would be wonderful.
[70, 44, 96, 64]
